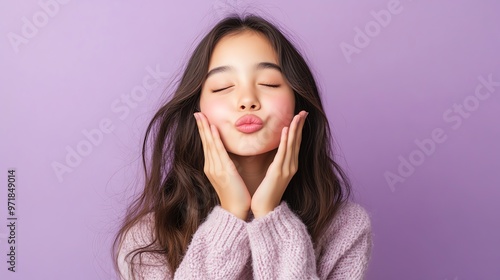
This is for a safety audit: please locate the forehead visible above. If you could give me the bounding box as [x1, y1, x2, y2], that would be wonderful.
[209, 31, 278, 67]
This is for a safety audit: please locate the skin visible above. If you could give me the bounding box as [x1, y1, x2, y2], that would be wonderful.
[194, 30, 308, 220]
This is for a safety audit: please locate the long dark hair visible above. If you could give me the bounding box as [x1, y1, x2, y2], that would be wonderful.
[113, 13, 351, 278]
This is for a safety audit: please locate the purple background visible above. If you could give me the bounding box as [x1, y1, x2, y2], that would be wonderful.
[1, 0, 499, 279]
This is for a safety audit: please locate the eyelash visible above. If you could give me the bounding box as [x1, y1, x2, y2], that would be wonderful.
[212, 84, 280, 93]
[263, 84, 280, 88]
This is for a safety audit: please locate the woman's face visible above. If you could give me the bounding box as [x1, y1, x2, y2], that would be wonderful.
[199, 31, 295, 156]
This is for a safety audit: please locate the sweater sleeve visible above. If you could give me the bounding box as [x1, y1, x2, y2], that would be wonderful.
[316, 202, 372, 279]
[246, 201, 372, 280]
[118, 206, 251, 280]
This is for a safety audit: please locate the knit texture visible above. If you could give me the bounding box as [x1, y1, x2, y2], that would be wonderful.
[118, 201, 372, 279]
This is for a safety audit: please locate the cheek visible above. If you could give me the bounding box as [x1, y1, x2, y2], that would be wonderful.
[268, 94, 295, 127]
[199, 98, 229, 126]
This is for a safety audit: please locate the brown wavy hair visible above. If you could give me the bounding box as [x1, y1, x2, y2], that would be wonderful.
[113, 13, 352, 278]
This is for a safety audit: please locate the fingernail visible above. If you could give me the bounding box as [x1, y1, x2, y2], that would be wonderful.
[193, 113, 198, 119]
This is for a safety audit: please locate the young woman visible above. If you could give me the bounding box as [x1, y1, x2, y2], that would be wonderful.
[114, 14, 372, 279]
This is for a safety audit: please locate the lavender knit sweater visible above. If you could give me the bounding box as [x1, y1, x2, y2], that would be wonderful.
[118, 200, 372, 279]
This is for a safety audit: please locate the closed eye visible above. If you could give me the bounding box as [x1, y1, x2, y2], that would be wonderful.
[261, 84, 280, 88]
[212, 86, 233, 93]
[213, 84, 280, 92]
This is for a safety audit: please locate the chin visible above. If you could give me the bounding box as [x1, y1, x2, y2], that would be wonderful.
[228, 145, 278, 157]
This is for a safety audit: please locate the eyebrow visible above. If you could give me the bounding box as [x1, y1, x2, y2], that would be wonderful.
[205, 62, 282, 79]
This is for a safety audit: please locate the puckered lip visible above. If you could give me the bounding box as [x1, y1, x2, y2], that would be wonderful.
[235, 114, 264, 127]
[235, 114, 264, 134]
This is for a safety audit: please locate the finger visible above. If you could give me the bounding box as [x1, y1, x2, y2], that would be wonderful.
[203, 115, 223, 170]
[284, 114, 300, 169]
[194, 113, 209, 165]
[209, 124, 225, 170]
[197, 113, 217, 173]
[199, 114, 229, 178]
[210, 123, 230, 162]
[294, 111, 308, 158]
[273, 126, 289, 170]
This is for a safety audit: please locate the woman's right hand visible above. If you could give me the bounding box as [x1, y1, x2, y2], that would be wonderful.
[194, 112, 251, 220]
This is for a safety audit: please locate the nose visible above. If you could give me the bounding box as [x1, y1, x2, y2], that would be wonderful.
[238, 87, 261, 111]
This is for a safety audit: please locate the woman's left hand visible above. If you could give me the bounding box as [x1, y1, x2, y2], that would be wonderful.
[251, 110, 308, 218]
